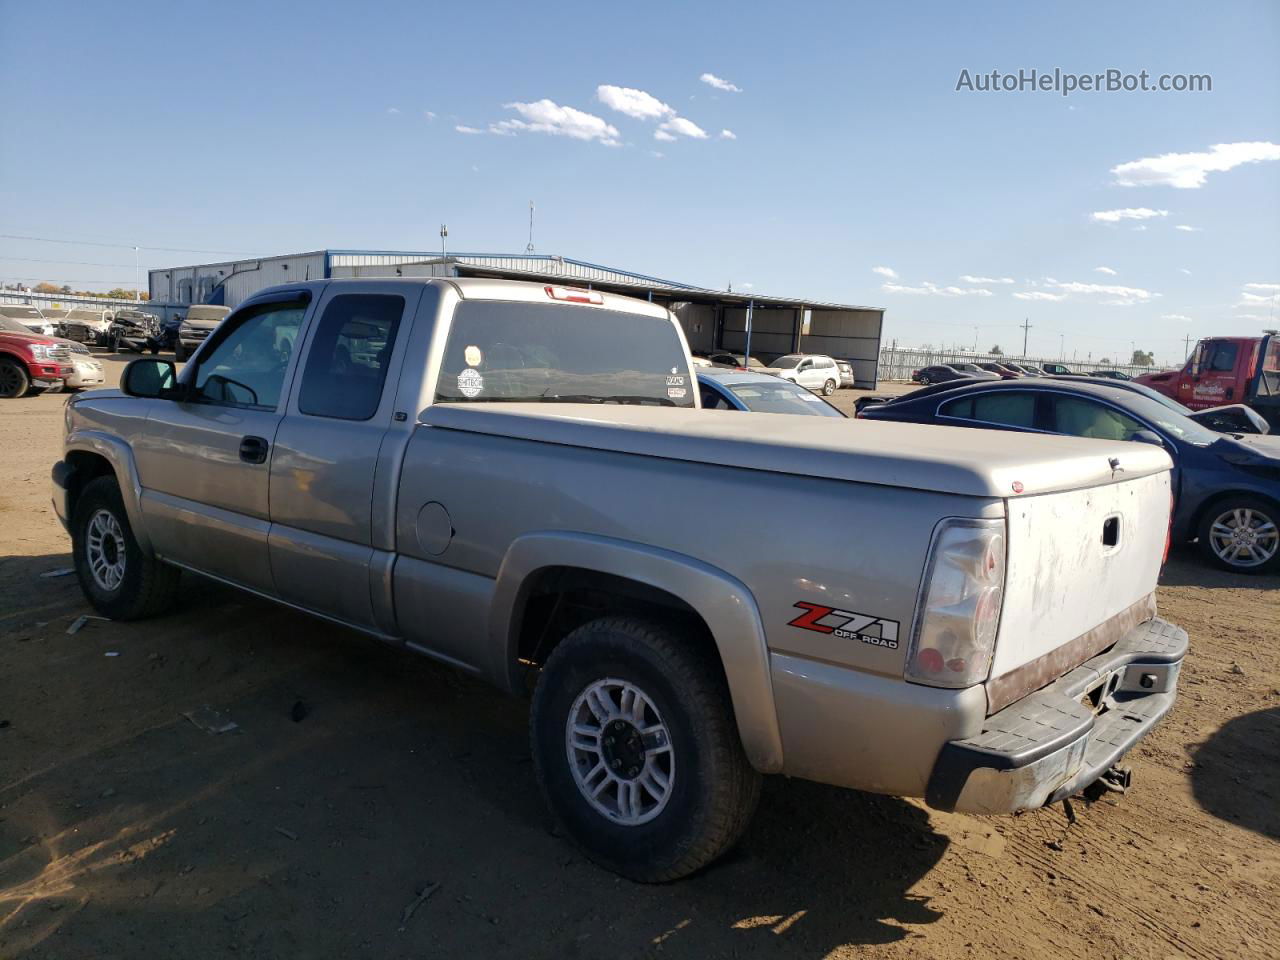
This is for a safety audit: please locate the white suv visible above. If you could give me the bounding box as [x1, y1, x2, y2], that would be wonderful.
[767, 353, 841, 395]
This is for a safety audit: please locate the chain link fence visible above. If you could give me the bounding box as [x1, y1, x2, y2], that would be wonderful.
[876, 347, 1158, 382]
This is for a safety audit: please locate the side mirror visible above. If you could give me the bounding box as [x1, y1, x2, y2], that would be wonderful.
[1130, 429, 1165, 448]
[121, 358, 178, 399]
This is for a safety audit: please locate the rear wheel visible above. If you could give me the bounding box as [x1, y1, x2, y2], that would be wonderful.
[0, 357, 31, 399]
[72, 476, 181, 619]
[531, 616, 761, 882]
[822, 378, 837, 396]
[1197, 496, 1280, 574]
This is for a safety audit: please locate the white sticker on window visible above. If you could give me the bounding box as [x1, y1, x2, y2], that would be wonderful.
[457, 368, 484, 398]
[666, 374, 686, 386]
[800, 393, 822, 402]
[668, 387, 687, 399]
[464, 345, 483, 367]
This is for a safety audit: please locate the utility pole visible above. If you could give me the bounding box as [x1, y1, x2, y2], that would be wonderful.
[973, 326, 979, 352]
[1020, 317, 1032, 357]
[134, 245, 140, 301]
[440, 224, 448, 259]
[526, 201, 536, 253]
[1059, 333, 1064, 359]
[1183, 333, 1193, 358]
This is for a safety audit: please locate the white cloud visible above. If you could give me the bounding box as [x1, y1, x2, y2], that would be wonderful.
[1094, 266, 1118, 276]
[1090, 207, 1169, 223]
[959, 275, 1014, 284]
[882, 281, 993, 298]
[1243, 282, 1280, 291]
[649, 150, 664, 159]
[596, 85, 675, 120]
[654, 129, 676, 142]
[656, 116, 708, 140]
[1179, 268, 1192, 275]
[1013, 291, 1067, 302]
[1239, 291, 1278, 303]
[700, 73, 741, 93]
[1235, 313, 1270, 320]
[423, 111, 436, 120]
[1111, 141, 1280, 189]
[1174, 224, 1201, 232]
[1161, 314, 1193, 322]
[387, 107, 401, 115]
[490, 100, 621, 145]
[455, 124, 484, 134]
[871, 266, 898, 279]
[1045, 280, 1159, 305]
[740, 282, 755, 289]
[719, 129, 736, 140]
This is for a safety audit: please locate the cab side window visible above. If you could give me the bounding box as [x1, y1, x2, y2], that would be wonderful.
[191, 303, 305, 410]
[1206, 341, 1238, 372]
[297, 294, 405, 420]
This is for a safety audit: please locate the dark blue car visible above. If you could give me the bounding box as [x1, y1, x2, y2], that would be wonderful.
[860, 378, 1280, 573]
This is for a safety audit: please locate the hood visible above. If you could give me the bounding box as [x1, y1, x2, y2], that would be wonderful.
[1213, 433, 1280, 467]
[421, 403, 1173, 499]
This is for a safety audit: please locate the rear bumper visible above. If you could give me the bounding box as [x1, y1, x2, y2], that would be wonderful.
[926, 617, 1187, 814]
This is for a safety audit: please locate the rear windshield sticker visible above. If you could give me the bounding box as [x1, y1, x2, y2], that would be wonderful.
[800, 393, 822, 402]
[666, 374, 686, 387]
[464, 345, 483, 367]
[457, 368, 484, 398]
[667, 387, 688, 399]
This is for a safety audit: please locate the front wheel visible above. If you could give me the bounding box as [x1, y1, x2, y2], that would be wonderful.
[72, 476, 181, 619]
[531, 617, 761, 882]
[0, 357, 31, 399]
[1197, 497, 1280, 574]
[822, 378, 837, 396]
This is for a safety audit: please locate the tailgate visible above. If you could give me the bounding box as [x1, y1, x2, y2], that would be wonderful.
[990, 470, 1171, 697]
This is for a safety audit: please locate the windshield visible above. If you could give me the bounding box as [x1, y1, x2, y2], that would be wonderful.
[768, 356, 801, 369]
[0, 317, 34, 334]
[726, 380, 844, 417]
[434, 302, 694, 407]
[1108, 390, 1218, 446]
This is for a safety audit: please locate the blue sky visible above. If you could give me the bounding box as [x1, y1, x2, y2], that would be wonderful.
[2, 0, 1277, 364]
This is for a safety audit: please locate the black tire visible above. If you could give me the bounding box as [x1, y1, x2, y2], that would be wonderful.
[1196, 496, 1280, 574]
[531, 616, 761, 882]
[0, 357, 31, 399]
[822, 378, 837, 396]
[71, 475, 181, 619]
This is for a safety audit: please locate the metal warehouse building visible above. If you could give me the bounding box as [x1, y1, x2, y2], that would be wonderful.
[150, 251, 886, 387]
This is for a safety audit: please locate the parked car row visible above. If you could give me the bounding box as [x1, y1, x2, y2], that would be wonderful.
[0, 317, 105, 397]
[696, 351, 854, 395]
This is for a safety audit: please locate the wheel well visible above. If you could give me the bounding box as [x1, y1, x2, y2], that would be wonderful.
[1189, 489, 1280, 537]
[515, 566, 720, 673]
[64, 451, 117, 518]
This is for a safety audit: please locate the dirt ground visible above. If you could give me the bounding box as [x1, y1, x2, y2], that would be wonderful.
[1, 358, 1277, 960]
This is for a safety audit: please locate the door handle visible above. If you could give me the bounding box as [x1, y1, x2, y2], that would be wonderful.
[239, 435, 269, 464]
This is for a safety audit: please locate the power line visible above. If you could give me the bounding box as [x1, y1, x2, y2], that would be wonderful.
[0, 256, 140, 268]
[0, 233, 250, 256]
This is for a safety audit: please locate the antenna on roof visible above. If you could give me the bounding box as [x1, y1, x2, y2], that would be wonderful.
[526, 201, 535, 253]
[440, 224, 448, 259]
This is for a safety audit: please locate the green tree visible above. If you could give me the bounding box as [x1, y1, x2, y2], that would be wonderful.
[989, 344, 1003, 355]
[1131, 349, 1154, 366]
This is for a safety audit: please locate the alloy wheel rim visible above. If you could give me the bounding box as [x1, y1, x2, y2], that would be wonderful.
[1209, 507, 1278, 568]
[565, 677, 675, 826]
[86, 509, 127, 591]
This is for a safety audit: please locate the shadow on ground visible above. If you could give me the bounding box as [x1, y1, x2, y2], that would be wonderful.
[1191, 706, 1280, 841]
[1, 552, 947, 958]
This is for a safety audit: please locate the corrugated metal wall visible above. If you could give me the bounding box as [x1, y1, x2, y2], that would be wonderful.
[150, 253, 325, 308]
[671, 302, 716, 353]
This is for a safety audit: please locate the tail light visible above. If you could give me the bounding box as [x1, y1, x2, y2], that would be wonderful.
[545, 285, 604, 305]
[905, 518, 1006, 688]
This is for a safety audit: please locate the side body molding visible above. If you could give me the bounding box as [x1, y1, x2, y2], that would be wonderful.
[489, 532, 784, 774]
[65, 430, 153, 554]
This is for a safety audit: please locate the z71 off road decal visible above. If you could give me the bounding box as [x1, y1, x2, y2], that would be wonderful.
[787, 602, 901, 649]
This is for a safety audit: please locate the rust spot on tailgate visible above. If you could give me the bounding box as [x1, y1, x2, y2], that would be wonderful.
[985, 593, 1157, 714]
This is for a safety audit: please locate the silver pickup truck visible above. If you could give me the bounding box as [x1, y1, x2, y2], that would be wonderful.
[52, 277, 1187, 881]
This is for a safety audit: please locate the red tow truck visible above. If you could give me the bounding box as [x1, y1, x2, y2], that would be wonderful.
[1136, 334, 1280, 430]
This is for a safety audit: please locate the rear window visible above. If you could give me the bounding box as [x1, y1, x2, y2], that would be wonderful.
[769, 356, 801, 369]
[435, 301, 694, 407]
